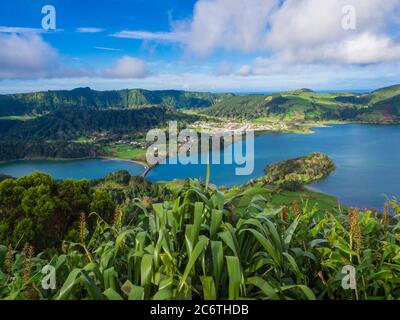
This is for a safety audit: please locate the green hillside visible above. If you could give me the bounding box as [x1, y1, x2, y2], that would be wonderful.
[0, 107, 198, 141]
[0, 107, 199, 161]
[1, 85, 399, 123]
[368, 84, 400, 103]
[202, 85, 400, 122]
[0, 87, 233, 116]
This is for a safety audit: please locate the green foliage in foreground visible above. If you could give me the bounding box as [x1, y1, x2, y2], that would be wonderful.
[0, 173, 116, 250]
[0, 177, 399, 300]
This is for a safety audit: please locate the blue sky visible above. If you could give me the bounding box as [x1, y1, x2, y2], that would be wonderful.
[0, 0, 399, 93]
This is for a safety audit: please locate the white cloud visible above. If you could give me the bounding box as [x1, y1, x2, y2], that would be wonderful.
[335, 33, 400, 65]
[0, 33, 94, 80]
[112, 0, 400, 66]
[111, 30, 186, 42]
[94, 46, 124, 52]
[0, 26, 43, 33]
[187, 0, 276, 56]
[264, 0, 400, 64]
[2, 0, 400, 89]
[101, 56, 149, 79]
[0, 33, 148, 80]
[0, 33, 60, 79]
[111, 0, 276, 56]
[76, 27, 104, 33]
[282, 32, 400, 65]
[215, 61, 233, 76]
[0, 26, 64, 34]
[187, 0, 400, 65]
[4, 60, 399, 94]
[235, 65, 253, 77]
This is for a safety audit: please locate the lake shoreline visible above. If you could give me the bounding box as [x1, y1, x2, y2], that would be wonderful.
[1, 123, 399, 210]
[0, 156, 147, 167]
[148, 123, 400, 209]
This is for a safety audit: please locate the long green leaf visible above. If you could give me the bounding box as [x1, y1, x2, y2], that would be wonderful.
[80, 270, 104, 300]
[210, 210, 223, 239]
[140, 254, 154, 287]
[103, 267, 116, 290]
[246, 277, 279, 300]
[284, 216, 301, 247]
[103, 288, 123, 300]
[211, 240, 224, 290]
[179, 236, 209, 292]
[56, 268, 82, 300]
[115, 229, 135, 257]
[226, 256, 242, 300]
[128, 285, 145, 300]
[0, 245, 6, 270]
[200, 276, 217, 300]
[281, 285, 316, 300]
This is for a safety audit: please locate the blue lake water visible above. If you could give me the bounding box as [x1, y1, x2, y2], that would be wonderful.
[0, 159, 145, 180]
[147, 124, 400, 210]
[0, 124, 399, 209]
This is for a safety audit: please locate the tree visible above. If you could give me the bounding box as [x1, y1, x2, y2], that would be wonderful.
[90, 191, 116, 223]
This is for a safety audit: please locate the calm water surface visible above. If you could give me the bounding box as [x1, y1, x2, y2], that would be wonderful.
[147, 124, 400, 210]
[0, 124, 399, 209]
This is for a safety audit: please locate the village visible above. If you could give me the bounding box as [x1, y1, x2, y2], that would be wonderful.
[188, 119, 289, 135]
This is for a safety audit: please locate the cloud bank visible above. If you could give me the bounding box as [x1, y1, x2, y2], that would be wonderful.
[0, 33, 149, 80]
[101, 56, 149, 79]
[0, 33, 61, 79]
[116, 0, 400, 66]
[1, 0, 400, 89]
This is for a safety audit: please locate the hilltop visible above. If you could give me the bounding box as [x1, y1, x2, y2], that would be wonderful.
[201, 85, 400, 123]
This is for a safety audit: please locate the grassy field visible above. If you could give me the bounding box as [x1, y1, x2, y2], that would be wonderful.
[0, 115, 39, 121]
[105, 144, 147, 160]
[160, 179, 342, 214]
[224, 182, 342, 213]
[73, 137, 95, 143]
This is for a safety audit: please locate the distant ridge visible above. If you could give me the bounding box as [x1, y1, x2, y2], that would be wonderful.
[0, 84, 399, 123]
[202, 84, 400, 122]
[0, 87, 234, 117]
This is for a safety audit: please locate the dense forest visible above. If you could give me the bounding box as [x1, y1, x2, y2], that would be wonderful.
[0, 141, 103, 162]
[0, 173, 115, 250]
[0, 171, 170, 250]
[0, 107, 199, 161]
[0, 107, 199, 141]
